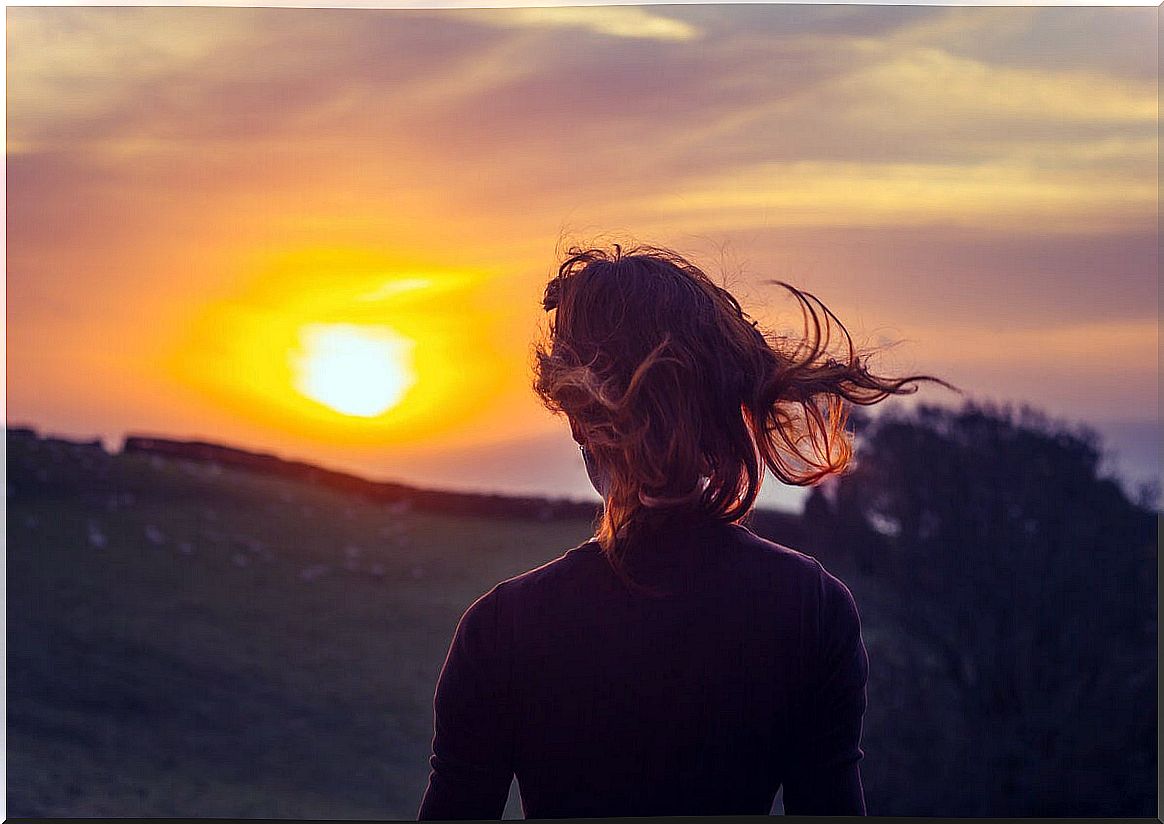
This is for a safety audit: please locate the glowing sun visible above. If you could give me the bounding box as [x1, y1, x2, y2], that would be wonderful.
[291, 323, 417, 417]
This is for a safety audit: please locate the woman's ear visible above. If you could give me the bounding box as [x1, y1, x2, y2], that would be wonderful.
[568, 416, 586, 446]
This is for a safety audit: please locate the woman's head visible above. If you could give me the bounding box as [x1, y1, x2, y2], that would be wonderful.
[531, 242, 955, 572]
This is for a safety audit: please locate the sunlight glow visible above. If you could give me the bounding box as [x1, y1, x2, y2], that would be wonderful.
[291, 324, 417, 418]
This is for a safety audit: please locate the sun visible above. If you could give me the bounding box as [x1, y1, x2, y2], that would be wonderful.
[291, 323, 417, 417]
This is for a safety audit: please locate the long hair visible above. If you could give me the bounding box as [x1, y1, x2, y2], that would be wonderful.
[531, 241, 957, 589]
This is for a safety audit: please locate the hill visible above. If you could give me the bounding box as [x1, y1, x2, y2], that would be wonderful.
[5, 426, 806, 817]
[7, 406, 1155, 817]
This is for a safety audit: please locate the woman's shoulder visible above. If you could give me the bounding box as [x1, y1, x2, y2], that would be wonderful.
[722, 522, 835, 584]
[477, 538, 606, 604]
[727, 524, 864, 650]
[465, 524, 855, 619]
[446, 542, 602, 649]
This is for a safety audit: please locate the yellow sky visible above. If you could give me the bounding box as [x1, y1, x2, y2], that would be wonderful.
[6, 5, 1159, 505]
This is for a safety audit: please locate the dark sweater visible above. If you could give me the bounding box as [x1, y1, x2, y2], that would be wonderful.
[418, 517, 869, 819]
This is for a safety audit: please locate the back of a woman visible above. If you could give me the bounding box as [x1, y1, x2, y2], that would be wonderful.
[418, 243, 951, 820]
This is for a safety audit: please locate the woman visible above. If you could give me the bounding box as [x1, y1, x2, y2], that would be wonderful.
[418, 243, 953, 819]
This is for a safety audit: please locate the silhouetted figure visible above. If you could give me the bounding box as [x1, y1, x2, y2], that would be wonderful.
[418, 243, 952, 819]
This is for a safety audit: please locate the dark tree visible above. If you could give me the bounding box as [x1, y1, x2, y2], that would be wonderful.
[804, 401, 1157, 815]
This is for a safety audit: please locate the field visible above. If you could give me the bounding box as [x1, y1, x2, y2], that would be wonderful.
[11, 428, 1151, 817]
[7, 433, 595, 818]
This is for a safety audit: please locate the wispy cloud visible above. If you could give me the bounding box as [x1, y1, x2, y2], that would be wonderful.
[831, 42, 1156, 125]
[634, 156, 1156, 234]
[463, 6, 699, 41]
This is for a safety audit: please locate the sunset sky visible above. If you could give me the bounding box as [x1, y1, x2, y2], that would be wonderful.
[6, 4, 1158, 511]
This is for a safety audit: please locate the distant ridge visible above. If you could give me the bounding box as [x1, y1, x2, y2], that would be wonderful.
[7, 425, 808, 542]
[120, 434, 602, 523]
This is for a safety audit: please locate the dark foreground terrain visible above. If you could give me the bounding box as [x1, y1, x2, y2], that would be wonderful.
[8, 430, 604, 817]
[6, 415, 1156, 817]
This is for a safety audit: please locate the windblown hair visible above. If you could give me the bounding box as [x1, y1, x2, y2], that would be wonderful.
[531, 242, 956, 586]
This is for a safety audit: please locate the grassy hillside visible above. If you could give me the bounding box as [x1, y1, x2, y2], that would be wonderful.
[14, 426, 1146, 817]
[7, 432, 595, 817]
